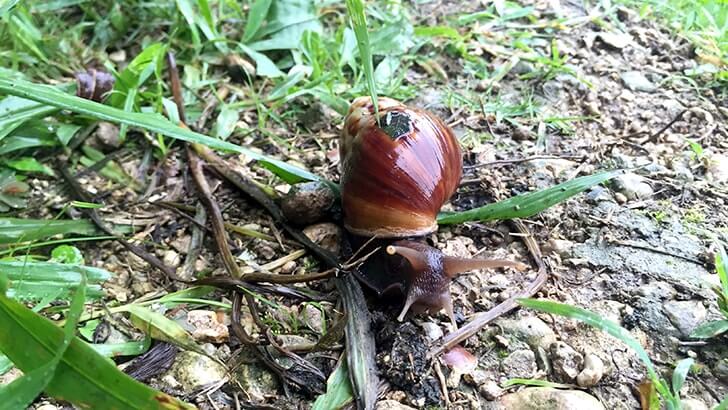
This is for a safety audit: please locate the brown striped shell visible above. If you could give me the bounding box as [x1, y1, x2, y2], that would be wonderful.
[339, 96, 462, 238]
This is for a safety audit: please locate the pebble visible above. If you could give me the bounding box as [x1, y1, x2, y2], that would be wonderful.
[187, 310, 229, 343]
[621, 71, 657, 92]
[499, 387, 605, 410]
[303, 304, 325, 334]
[479, 380, 504, 400]
[597, 31, 632, 49]
[612, 173, 654, 200]
[705, 153, 728, 183]
[420, 321, 444, 341]
[681, 398, 710, 410]
[36, 405, 58, 410]
[303, 223, 342, 256]
[576, 354, 605, 387]
[663, 300, 707, 337]
[234, 362, 279, 403]
[501, 349, 537, 379]
[165, 351, 227, 393]
[281, 181, 336, 225]
[549, 341, 584, 382]
[498, 316, 557, 351]
[376, 400, 417, 410]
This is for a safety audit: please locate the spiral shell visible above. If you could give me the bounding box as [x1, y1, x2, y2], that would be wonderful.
[340, 97, 462, 237]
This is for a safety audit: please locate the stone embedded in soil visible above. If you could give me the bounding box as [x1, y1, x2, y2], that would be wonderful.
[680, 398, 710, 410]
[596, 31, 633, 49]
[705, 152, 728, 183]
[479, 380, 504, 401]
[576, 354, 605, 387]
[187, 310, 229, 343]
[611, 173, 654, 200]
[376, 400, 417, 410]
[550, 341, 584, 382]
[498, 316, 557, 352]
[663, 300, 707, 337]
[164, 351, 227, 393]
[501, 349, 537, 379]
[302, 222, 341, 256]
[496, 387, 605, 410]
[620, 71, 657, 92]
[234, 362, 280, 403]
[281, 181, 336, 225]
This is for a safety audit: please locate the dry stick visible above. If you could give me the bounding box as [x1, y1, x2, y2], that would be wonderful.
[58, 163, 186, 283]
[180, 203, 206, 281]
[429, 219, 549, 356]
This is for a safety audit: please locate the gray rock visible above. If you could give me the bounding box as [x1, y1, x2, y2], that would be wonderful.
[303, 223, 342, 256]
[281, 181, 336, 225]
[621, 71, 656, 92]
[663, 300, 707, 337]
[705, 153, 728, 183]
[550, 342, 584, 382]
[576, 354, 605, 387]
[499, 316, 557, 351]
[234, 362, 279, 403]
[499, 387, 605, 410]
[585, 186, 613, 204]
[681, 398, 710, 410]
[612, 173, 654, 200]
[165, 351, 227, 393]
[501, 349, 537, 379]
[714, 359, 728, 383]
[479, 380, 504, 400]
[597, 31, 632, 49]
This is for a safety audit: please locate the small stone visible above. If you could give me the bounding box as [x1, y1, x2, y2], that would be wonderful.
[281, 181, 336, 225]
[479, 380, 503, 401]
[614, 192, 628, 204]
[95, 122, 121, 148]
[109, 50, 126, 63]
[525, 159, 576, 178]
[621, 71, 656, 92]
[376, 400, 417, 410]
[681, 398, 710, 410]
[280, 260, 297, 274]
[36, 404, 59, 410]
[235, 362, 279, 403]
[488, 274, 510, 288]
[576, 354, 605, 387]
[187, 310, 229, 343]
[550, 341, 584, 382]
[499, 387, 605, 410]
[303, 304, 325, 334]
[705, 153, 728, 183]
[162, 249, 181, 268]
[512, 126, 532, 141]
[303, 223, 341, 256]
[501, 349, 537, 379]
[420, 321, 444, 341]
[498, 316, 557, 351]
[165, 351, 227, 393]
[612, 173, 653, 200]
[663, 300, 707, 337]
[597, 31, 632, 48]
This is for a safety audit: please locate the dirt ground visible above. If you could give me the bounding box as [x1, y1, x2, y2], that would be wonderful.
[15, 0, 728, 409]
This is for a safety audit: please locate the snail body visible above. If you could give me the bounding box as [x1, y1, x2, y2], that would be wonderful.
[340, 97, 524, 326]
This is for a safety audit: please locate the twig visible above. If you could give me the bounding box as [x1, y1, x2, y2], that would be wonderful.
[429, 219, 549, 356]
[180, 203, 206, 281]
[58, 162, 186, 283]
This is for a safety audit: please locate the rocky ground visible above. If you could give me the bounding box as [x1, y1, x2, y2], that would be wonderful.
[9, 0, 728, 409]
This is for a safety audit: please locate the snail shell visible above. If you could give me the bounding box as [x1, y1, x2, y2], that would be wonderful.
[340, 97, 462, 238]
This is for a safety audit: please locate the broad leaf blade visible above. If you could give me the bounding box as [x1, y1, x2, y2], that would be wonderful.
[689, 320, 728, 339]
[312, 354, 354, 410]
[125, 305, 207, 357]
[0, 293, 193, 408]
[2, 261, 110, 301]
[671, 358, 693, 398]
[438, 170, 622, 225]
[0, 217, 101, 244]
[242, 0, 272, 42]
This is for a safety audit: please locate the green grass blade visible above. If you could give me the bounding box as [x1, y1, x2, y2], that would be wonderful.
[0, 291, 194, 409]
[243, 0, 272, 42]
[0, 76, 322, 184]
[345, 0, 379, 120]
[518, 298, 673, 401]
[671, 358, 693, 398]
[437, 170, 622, 225]
[502, 378, 574, 389]
[312, 353, 354, 410]
[715, 242, 728, 297]
[0, 218, 99, 244]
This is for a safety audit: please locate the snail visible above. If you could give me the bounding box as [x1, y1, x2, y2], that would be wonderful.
[340, 97, 525, 326]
